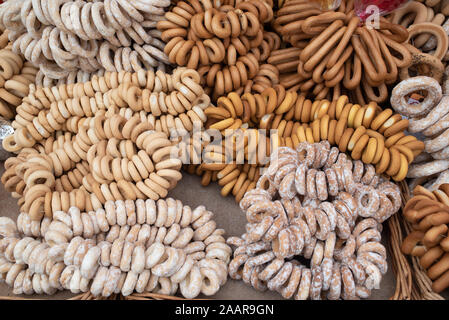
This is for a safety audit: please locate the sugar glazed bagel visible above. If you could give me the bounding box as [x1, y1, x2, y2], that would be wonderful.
[402, 184, 449, 293]
[272, 0, 414, 105]
[157, 0, 281, 99]
[390, 76, 449, 188]
[227, 141, 402, 299]
[1, 68, 211, 221]
[0, 0, 171, 87]
[0, 198, 232, 298]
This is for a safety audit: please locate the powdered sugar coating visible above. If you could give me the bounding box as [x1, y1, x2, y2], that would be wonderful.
[228, 142, 399, 300]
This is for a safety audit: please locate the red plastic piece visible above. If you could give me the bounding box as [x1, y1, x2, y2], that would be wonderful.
[355, 0, 409, 20]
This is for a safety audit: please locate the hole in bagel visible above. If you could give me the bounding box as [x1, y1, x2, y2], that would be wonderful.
[258, 176, 271, 191]
[388, 45, 406, 62]
[34, 177, 47, 185]
[297, 149, 306, 161]
[6, 138, 16, 147]
[405, 90, 427, 104]
[407, 57, 439, 79]
[153, 283, 162, 292]
[383, 191, 398, 209]
[359, 192, 370, 207]
[289, 255, 311, 269]
[335, 237, 352, 254]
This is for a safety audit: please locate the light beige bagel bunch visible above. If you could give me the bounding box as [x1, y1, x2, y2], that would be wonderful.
[227, 141, 402, 299]
[0, 30, 38, 120]
[0, 0, 171, 88]
[0, 198, 232, 298]
[0, 67, 211, 224]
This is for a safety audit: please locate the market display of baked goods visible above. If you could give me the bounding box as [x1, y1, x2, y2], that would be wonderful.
[227, 141, 401, 299]
[0, 0, 448, 301]
[402, 184, 449, 294]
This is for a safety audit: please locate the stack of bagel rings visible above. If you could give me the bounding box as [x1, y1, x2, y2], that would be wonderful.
[0, 0, 172, 87]
[388, 1, 449, 83]
[414, 0, 449, 17]
[186, 86, 422, 203]
[0, 31, 38, 120]
[402, 184, 449, 294]
[0, 198, 232, 298]
[178, 85, 423, 207]
[0, 0, 448, 301]
[157, 0, 281, 99]
[271, 0, 441, 105]
[388, 1, 449, 64]
[226, 141, 402, 299]
[1, 67, 211, 222]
